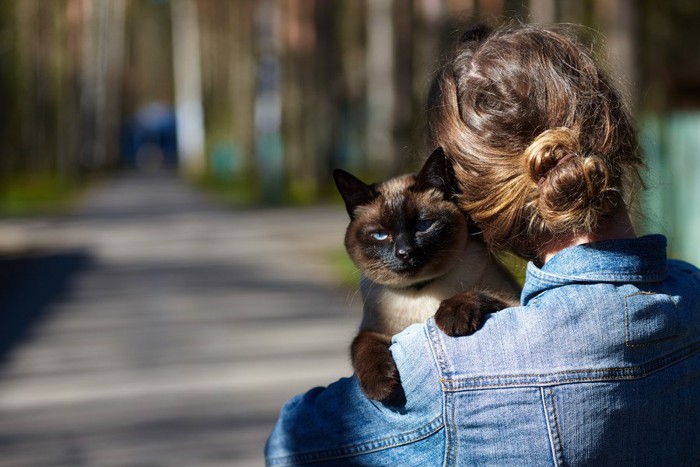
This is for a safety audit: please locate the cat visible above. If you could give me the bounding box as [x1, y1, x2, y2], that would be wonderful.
[333, 148, 521, 405]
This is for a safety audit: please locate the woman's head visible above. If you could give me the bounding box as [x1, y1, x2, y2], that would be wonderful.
[427, 24, 644, 259]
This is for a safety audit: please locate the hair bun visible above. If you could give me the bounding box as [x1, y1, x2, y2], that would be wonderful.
[524, 128, 580, 183]
[524, 128, 613, 233]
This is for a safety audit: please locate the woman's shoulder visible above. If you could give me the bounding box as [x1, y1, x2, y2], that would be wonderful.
[425, 259, 700, 389]
[668, 258, 700, 276]
[421, 302, 576, 385]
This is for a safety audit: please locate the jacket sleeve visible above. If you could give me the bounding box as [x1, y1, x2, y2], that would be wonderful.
[265, 323, 445, 466]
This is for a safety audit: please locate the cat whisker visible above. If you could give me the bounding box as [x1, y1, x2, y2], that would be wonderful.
[346, 285, 363, 308]
[335, 156, 521, 404]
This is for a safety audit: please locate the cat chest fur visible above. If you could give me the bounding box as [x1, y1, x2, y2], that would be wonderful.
[359, 239, 518, 336]
[334, 148, 521, 404]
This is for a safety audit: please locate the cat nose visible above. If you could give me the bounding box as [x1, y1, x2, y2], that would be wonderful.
[395, 245, 414, 261]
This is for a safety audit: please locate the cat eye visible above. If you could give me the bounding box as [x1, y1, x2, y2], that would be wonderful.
[416, 219, 434, 232]
[370, 231, 389, 241]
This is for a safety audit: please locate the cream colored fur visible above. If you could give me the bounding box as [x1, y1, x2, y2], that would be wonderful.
[359, 238, 520, 336]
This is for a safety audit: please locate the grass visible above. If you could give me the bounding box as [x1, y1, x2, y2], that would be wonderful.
[194, 174, 261, 206]
[325, 248, 360, 287]
[0, 175, 85, 216]
[196, 171, 347, 208]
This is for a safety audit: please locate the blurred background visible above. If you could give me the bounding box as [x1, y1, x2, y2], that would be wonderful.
[0, 0, 698, 466]
[1, 0, 700, 242]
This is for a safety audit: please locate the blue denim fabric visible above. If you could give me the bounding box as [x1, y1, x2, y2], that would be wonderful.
[266, 235, 700, 466]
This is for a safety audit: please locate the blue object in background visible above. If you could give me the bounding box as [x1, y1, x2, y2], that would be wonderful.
[211, 142, 241, 181]
[121, 103, 178, 171]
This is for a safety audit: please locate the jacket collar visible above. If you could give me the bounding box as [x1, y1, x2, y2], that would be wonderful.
[521, 234, 669, 305]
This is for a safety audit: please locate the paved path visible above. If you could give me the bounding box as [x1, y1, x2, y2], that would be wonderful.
[0, 173, 358, 466]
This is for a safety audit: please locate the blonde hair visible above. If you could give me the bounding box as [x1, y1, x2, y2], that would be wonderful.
[427, 24, 644, 259]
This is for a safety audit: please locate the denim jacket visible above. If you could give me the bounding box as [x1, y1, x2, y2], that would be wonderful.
[265, 235, 700, 466]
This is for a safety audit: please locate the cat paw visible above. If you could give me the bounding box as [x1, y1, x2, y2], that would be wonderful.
[351, 331, 406, 406]
[435, 290, 508, 337]
[357, 358, 406, 406]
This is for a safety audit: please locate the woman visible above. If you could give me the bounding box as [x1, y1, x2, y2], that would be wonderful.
[265, 24, 700, 466]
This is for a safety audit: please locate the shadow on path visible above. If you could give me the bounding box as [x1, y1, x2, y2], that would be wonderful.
[0, 249, 93, 364]
[0, 173, 354, 466]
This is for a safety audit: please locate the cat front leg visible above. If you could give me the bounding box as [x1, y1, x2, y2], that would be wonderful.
[435, 290, 517, 337]
[351, 330, 406, 406]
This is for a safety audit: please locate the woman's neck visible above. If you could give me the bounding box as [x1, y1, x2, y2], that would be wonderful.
[541, 210, 637, 264]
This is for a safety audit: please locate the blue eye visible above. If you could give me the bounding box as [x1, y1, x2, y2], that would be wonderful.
[416, 219, 434, 232]
[371, 231, 389, 241]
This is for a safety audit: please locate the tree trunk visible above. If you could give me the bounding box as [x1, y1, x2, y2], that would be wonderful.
[366, 0, 396, 175]
[595, 0, 637, 110]
[171, 0, 206, 177]
[529, 0, 556, 23]
[254, 0, 284, 202]
[231, 0, 257, 180]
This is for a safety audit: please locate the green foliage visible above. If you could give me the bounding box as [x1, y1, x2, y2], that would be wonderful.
[194, 173, 261, 206]
[496, 251, 528, 288]
[0, 175, 84, 216]
[325, 247, 360, 288]
[197, 168, 351, 207]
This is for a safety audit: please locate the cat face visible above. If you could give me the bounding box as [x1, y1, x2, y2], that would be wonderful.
[335, 149, 469, 288]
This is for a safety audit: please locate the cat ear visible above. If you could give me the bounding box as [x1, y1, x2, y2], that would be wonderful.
[413, 147, 459, 197]
[333, 169, 377, 219]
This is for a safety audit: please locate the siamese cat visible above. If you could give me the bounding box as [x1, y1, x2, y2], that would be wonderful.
[333, 148, 520, 405]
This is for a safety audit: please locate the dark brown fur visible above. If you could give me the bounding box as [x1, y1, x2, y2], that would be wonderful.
[334, 149, 520, 405]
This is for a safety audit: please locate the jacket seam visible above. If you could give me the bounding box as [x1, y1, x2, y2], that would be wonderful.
[529, 269, 668, 283]
[266, 416, 444, 466]
[447, 392, 457, 467]
[540, 387, 565, 466]
[424, 322, 452, 467]
[426, 319, 450, 380]
[440, 340, 700, 390]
